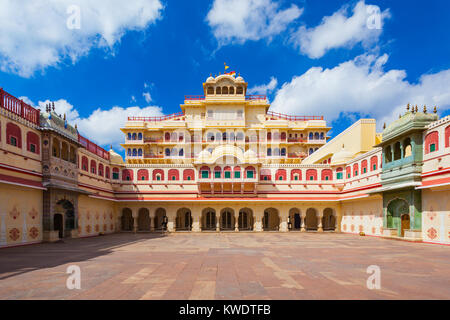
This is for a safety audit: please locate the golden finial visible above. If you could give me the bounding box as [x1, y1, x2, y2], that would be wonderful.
[383, 123, 386, 129]
[406, 103, 410, 111]
[75, 124, 77, 130]
[399, 114, 401, 119]
[415, 105, 418, 113]
[64, 113, 66, 121]
[434, 106, 437, 113]
[423, 105, 427, 113]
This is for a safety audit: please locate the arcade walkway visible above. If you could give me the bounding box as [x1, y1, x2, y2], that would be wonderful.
[0, 233, 449, 299]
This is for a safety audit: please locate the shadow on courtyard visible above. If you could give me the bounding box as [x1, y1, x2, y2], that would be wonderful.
[0, 232, 167, 280]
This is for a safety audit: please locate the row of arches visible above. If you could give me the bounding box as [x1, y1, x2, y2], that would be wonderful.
[127, 132, 143, 141]
[206, 86, 244, 95]
[120, 207, 336, 232]
[424, 127, 450, 154]
[53, 137, 76, 163]
[80, 155, 111, 178]
[1, 122, 40, 154]
[346, 155, 379, 179]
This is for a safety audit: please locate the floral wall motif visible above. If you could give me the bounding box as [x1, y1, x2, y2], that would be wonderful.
[341, 199, 383, 236]
[422, 189, 450, 244]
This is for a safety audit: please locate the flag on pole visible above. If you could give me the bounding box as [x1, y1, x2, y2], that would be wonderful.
[225, 71, 236, 77]
[224, 62, 229, 71]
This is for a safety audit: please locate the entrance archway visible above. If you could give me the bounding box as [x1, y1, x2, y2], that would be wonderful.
[322, 208, 336, 231]
[54, 214, 63, 238]
[202, 208, 216, 231]
[176, 208, 192, 231]
[220, 208, 235, 230]
[387, 198, 409, 236]
[401, 214, 410, 237]
[305, 208, 318, 231]
[263, 208, 280, 231]
[55, 199, 75, 238]
[289, 208, 301, 231]
[154, 208, 166, 230]
[121, 208, 133, 231]
[238, 208, 253, 231]
[138, 208, 150, 231]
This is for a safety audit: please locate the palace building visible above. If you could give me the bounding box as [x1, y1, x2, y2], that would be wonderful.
[0, 73, 449, 248]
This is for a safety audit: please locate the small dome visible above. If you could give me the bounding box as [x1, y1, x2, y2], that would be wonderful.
[244, 149, 257, 158]
[236, 75, 244, 82]
[109, 148, 124, 164]
[330, 146, 353, 165]
[206, 76, 215, 83]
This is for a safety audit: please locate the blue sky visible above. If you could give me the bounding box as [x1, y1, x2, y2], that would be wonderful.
[0, 0, 449, 153]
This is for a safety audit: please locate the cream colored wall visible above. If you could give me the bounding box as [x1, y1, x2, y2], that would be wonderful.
[0, 184, 43, 247]
[0, 114, 42, 173]
[77, 195, 117, 237]
[341, 197, 383, 236]
[422, 189, 450, 244]
[303, 119, 377, 164]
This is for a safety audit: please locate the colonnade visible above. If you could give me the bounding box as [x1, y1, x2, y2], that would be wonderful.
[117, 205, 339, 233]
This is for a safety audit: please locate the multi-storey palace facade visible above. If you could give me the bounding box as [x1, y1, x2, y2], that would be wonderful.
[1, 74, 449, 248]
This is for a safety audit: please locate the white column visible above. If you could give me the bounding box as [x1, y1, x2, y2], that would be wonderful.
[318, 215, 323, 232]
[301, 213, 306, 232]
[1, 211, 6, 246]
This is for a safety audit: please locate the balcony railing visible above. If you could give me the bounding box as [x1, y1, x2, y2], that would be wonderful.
[144, 137, 163, 143]
[0, 88, 40, 125]
[184, 95, 267, 101]
[288, 138, 307, 143]
[128, 112, 184, 122]
[267, 111, 323, 121]
[79, 135, 110, 161]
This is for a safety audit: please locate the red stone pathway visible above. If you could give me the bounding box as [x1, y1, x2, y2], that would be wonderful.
[0, 233, 449, 299]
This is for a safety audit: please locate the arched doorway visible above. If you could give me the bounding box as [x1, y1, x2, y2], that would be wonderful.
[121, 208, 133, 231]
[202, 208, 216, 231]
[55, 199, 75, 238]
[220, 208, 234, 230]
[387, 198, 409, 236]
[138, 208, 150, 231]
[289, 208, 301, 231]
[238, 208, 253, 231]
[322, 208, 336, 231]
[54, 214, 63, 238]
[401, 214, 410, 237]
[305, 208, 318, 231]
[154, 208, 166, 230]
[176, 208, 192, 231]
[263, 208, 279, 231]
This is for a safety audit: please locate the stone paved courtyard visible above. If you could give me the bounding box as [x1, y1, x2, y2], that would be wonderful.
[0, 233, 449, 300]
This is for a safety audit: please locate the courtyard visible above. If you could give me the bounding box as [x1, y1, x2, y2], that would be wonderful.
[0, 233, 449, 300]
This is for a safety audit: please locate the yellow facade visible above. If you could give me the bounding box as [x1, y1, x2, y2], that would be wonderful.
[0, 76, 449, 248]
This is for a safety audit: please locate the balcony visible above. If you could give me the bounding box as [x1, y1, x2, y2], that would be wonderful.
[287, 138, 307, 143]
[144, 137, 163, 143]
[0, 88, 40, 125]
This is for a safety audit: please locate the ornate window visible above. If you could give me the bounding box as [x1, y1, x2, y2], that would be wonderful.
[425, 131, 439, 154]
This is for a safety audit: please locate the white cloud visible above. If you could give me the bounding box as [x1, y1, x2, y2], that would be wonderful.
[248, 76, 278, 95]
[291, 0, 390, 59]
[0, 0, 163, 77]
[206, 0, 303, 45]
[36, 99, 163, 148]
[131, 96, 137, 103]
[271, 54, 450, 130]
[143, 92, 152, 103]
